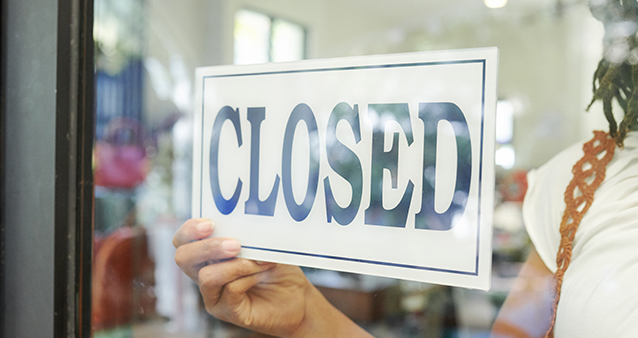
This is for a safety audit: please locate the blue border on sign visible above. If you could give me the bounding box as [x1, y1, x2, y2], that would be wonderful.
[199, 59, 487, 276]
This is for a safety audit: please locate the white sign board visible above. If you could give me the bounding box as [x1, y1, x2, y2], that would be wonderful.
[193, 48, 497, 290]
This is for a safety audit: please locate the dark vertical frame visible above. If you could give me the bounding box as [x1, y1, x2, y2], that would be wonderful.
[1, 0, 94, 336]
[0, 0, 6, 331]
[55, 0, 94, 336]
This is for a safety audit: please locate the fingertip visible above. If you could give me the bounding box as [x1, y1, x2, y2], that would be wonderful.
[196, 220, 215, 234]
[221, 239, 241, 252]
[255, 260, 275, 266]
[173, 218, 215, 248]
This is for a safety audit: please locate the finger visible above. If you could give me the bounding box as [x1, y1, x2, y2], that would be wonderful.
[209, 269, 276, 322]
[199, 258, 275, 307]
[223, 268, 275, 305]
[173, 218, 215, 248]
[175, 237, 242, 282]
[179, 262, 205, 283]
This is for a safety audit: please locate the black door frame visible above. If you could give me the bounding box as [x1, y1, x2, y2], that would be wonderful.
[0, 0, 5, 331]
[1, 0, 95, 336]
[54, 0, 95, 336]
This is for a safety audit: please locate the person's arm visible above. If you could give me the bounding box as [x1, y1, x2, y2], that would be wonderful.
[173, 218, 373, 337]
[491, 246, 554, 338]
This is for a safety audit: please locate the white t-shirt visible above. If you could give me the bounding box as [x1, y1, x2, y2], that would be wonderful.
[523, 131, 638, 336]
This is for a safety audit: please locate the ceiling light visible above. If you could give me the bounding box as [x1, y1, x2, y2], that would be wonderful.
[484, 0, 508, 9]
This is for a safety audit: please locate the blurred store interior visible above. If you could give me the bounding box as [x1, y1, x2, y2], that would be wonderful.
[91, 0, 609, 337]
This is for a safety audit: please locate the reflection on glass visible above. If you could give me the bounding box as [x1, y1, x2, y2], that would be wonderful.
[93, 0, 196, 337]
[496, 144, 516, 170]
[365, 104, 415, 228]
[496, 100, 514, 144]
[92, 0, 605, 336]
[324, 102, 363, 225]
[417, 103, 471, 231]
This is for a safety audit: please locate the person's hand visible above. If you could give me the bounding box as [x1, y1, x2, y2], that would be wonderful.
[173, 218, 306, 336]
[173, 218, 373, 337]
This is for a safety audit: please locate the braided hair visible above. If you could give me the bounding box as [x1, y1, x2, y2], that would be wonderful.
[588, 0, 638, 147]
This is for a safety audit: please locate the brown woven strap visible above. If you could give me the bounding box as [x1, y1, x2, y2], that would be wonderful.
[544, 131, 616, 338]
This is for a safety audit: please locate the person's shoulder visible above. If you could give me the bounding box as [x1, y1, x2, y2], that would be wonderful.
[537, 138, 589, 173]
[521, 137, 592, 272]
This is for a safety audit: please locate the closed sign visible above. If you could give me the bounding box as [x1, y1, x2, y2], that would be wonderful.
[193, 48, 498, 290]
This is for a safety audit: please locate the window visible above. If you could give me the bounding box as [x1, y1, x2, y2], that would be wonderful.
[234, 9, 306, 64]
[88, 1, 619, 337]
[8, 0, 633, 337]
[495, 99, 517, 169]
